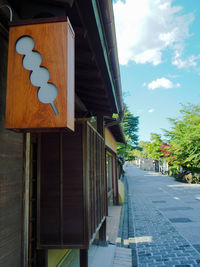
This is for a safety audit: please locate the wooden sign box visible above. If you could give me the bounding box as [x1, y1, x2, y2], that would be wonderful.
[6, 17, 75, 132]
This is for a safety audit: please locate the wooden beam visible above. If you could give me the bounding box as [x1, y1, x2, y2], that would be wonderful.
[74, 26, 87, 38]
[76, 80, 105, 90]
[75, 61, 97, 70]
[76, 68, 101, 80]
[75, 94, 88, 112]
[97, 113, 104, 137]
[76, 95, 109, 110]
[76, 87, 107, 97]
[75, 50, 95, 64]
[76, 63, 98, 72]
[78, 96, 108, 106]
[80, 249, 88, 267]
[75, 111, 91, 118]
[84, 104, 112, 115]
[76, 89, 107, 99]
[23, 133, 30, 267]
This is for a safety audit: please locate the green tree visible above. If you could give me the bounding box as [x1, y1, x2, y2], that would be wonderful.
[145, 133, 164, 160]
[165, 104, 200, 170]
[117, 106, 139, 161]
[134, 140, 149, 159]
[135, 134, 164, 161]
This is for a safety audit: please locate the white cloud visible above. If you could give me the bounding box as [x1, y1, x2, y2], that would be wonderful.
[113, 0, 194, 66]
[172, 52, 200, 69]
[147, 77, 180, 90]
[148, 108, 155, 113]
[134, 49, 162, 66]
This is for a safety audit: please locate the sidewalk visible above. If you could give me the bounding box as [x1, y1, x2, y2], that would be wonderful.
[107, 205, 122, 244]
[89, 204, 132, 267]
[126, 164, 200, 267]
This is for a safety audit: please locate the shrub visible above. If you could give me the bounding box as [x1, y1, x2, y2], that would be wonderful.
[181, 172, 193, 183]
[174, 171, 200, 184]
[168, 166, 200, 184]
[192, 173, 200, 184]
[168, 166, 179, 177]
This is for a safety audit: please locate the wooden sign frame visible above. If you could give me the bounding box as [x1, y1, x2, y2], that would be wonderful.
[6, 17, 75, 132]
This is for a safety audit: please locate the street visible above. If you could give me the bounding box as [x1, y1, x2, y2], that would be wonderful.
[123, 164, 200, 266]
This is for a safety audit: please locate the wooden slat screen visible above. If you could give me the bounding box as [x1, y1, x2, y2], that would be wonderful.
[87, 123, 106, 241]
[62, 125, 84, 245]
[39, 133, 61, 245]
[38, 121, 106, 248]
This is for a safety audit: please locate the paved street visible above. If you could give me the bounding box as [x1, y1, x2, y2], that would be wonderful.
[125, 164, 200, 266]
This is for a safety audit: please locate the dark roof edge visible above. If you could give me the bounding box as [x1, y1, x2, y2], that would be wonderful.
[111, 123, 126, 144]
[93, 0, 123, 114]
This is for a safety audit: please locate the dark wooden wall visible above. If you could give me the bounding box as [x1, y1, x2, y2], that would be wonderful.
[39, 133, 61, 245]
[38, 121, 106, 249]
[62, 126, 84, 244]
[39, 128, 84, 247]
[0, 31, 24, 266]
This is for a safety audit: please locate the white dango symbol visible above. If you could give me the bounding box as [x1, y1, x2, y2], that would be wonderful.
[15, 36, 58, 115]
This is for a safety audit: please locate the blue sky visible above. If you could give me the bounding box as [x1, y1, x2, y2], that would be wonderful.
[113, 0, 200, 141]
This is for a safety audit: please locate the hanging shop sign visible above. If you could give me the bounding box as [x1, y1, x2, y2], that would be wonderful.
[5, 17, 75, 131]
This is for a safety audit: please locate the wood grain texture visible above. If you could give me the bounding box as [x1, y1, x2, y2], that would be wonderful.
[39, 133, 61, 245]
[0, 33, 24, 267]
[62, 124, 84, 244]
[38, 121, 106, 249]
[8, 17, 70, 27]
[6, 19, 74, 131]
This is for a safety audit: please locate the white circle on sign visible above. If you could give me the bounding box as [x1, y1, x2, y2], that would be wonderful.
[15, 36, 34, 55]
[23, 51, 42, 71]
[38, 83, 58, 104]
[30, 67, 50, 87]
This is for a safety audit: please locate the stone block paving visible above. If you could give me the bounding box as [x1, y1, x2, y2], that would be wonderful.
[107, 205, 122, 245]
[112, 247, 132, 267]
[130, 188, 200, 267]
[89, 202, 132, 267]
[116, 178, 138, 266]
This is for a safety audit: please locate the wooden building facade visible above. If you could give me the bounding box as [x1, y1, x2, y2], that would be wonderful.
[0, 0, 124, 266]
[105, 121, 125, 207]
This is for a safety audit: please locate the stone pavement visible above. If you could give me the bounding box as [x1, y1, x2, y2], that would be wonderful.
[112, 247, 132, 267]
[89, 203, 132, 267]
[107, 205, 122, 245]
[126, 164, 200, 267]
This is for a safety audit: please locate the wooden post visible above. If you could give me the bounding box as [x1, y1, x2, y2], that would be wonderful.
[97, 113, 104, 137]
[23, 133, 30, 267]
[99, 219, 107, 246]
[80, 249, 88, 267]
[36, 250, 48, 267]
[105, 150, 108, 216]
[115, 157, 119, 205]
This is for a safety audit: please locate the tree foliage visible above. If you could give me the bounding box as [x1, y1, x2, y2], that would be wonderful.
[135, 134, 164, 160]
[145, 133, 164, 160]
[165, 104, 200, 170]
[117, 106, 139, 161]
[135, 141, 149, 159]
